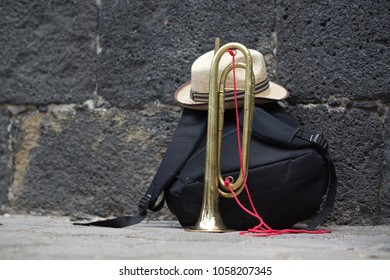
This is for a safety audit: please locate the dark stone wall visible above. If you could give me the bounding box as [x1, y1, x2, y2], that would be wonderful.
[97, 0, 278, 107]
[277, 0, 389, 102]
[0, 0, 389, 225]
[0, 0, 96, 105]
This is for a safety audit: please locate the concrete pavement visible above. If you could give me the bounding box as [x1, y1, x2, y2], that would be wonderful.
[0, 214, 389, 260]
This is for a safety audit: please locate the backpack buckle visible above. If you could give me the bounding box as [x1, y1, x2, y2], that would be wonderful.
[309, 133, 328, 150]
[138, 194, 151, 212]
[138, 184, 156, 212]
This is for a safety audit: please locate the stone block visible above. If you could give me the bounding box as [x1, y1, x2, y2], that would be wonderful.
[382, 108, 390, 224]
[286, 103, 383, 225]
[276, 0, 390, 103]
[0, 110, 11, 208]
[7, 105, 180, 219]
[0, 0, 97, 104]
[97, 0, 277, 107]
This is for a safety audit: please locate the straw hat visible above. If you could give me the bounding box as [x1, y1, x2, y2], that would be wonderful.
[174, 48, 289, 110]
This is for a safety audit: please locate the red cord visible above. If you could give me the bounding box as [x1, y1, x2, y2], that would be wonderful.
[225, 49, 330, 237]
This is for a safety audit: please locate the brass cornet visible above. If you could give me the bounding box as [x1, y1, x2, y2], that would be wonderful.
[189, 39, 256, 232]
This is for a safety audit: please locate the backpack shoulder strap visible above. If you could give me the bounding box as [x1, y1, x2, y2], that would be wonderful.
[293, 127, 337, 230]
[74, 108, 207, 228]
[250, 103, 337, 230]
[143, 108, 207, 211]
[304, 157, 337, 230]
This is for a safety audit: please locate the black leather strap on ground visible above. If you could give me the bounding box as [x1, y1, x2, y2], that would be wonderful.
[73, 211, 147, 228]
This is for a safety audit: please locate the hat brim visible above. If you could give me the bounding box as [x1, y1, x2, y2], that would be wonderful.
[174, 81, 289, 110]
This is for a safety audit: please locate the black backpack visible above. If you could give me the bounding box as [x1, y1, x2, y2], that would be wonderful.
[75, 102, 337, 231]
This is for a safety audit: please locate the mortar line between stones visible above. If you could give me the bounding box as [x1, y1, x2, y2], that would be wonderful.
[0, 99, 389, 115]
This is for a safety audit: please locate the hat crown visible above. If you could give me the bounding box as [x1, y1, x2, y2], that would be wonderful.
[174, 45, 288, 110]
[191, 49, 267, 94]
